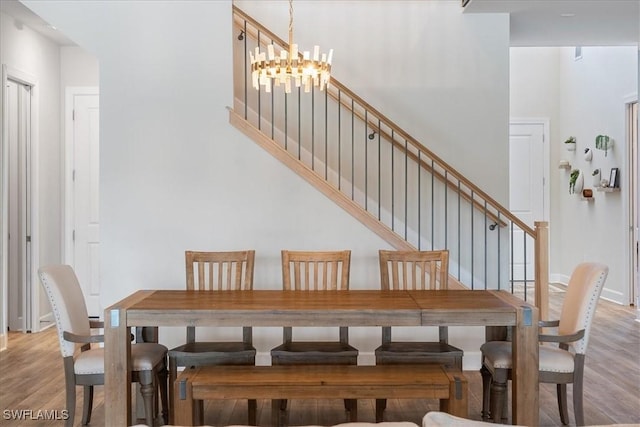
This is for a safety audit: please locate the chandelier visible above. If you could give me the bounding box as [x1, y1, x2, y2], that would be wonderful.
[250, 0, 333, 93]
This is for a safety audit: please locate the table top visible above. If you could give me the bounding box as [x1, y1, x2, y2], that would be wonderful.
[110, 289, 530, 328]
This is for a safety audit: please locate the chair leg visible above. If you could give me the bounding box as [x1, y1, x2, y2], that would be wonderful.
[490, 378, 507, 423]
[63, 358, 76, 427]
[375, 399, 386, 422]
[168, 356, 177, 425]
[573, 355, 586, 426]
[157, 365, 169, 425]
[139, 371, 155, 427]
[555, 384, 569, 425]
[480, 365, 492, 421]
[81, 385, 94, 425]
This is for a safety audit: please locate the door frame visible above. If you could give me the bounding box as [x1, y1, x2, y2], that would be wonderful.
[624, 93, 638, 310]
[1, 64, 41, 340]
[63, 87, 99, 267]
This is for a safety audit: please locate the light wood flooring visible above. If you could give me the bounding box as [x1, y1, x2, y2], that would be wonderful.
[1, 290, 639, 426]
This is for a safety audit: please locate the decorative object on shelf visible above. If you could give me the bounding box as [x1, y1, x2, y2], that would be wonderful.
[250, 0, 333, 93]
[564, 136, 577, 151]
[582, 189, 593, 200]
[559, 160, 571, 170]
[569, 169, 583, 195]
[608, 167, 619, 188]
[595, 135, 613, 157]
[600, 178, 610, 188]
[592, 169, 601, 187]
[584, 148, 592, 161]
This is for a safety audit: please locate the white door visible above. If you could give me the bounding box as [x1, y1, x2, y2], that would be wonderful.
[6, 79, 32, 332]
[509, 121, 546, 284]
[69, 92, 100, 317]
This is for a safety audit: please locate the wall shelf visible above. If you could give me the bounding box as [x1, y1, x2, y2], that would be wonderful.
[596, 187, 620, 193]
[558, 162, 571, 170]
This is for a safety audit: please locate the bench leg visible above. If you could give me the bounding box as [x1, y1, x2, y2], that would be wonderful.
[271, 399, 282, 427]
[440, 374, 468, 418]
[174, 378, 196, 426]
[348, 400, 357, 422]
[375, 399, 385, 422]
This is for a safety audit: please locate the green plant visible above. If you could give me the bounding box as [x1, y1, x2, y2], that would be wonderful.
[592, 168, 600, 176]
[595, 135, 612, 157]
[564, 136, 576, 144]
[569, 169, 579, 194]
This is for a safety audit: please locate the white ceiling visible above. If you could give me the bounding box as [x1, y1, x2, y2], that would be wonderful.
[464, 0, 640, 46]
[0, 0, 76, 46]
[1, 0, 638, 48]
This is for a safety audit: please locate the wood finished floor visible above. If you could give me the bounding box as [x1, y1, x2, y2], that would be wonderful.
[1, 290, 639, 426]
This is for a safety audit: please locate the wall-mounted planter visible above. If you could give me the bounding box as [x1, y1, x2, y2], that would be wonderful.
[569, 169, 583, 195]
[595, 135, 613, 157]
[584, 148, 592, 162]
[592, 169, 601, 187]
[565, 137, 577, 151]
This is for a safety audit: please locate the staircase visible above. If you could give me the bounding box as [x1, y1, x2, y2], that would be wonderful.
[230, 6, 549, 318]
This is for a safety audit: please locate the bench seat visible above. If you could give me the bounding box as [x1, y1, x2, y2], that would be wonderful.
[174, 364, 467, 426]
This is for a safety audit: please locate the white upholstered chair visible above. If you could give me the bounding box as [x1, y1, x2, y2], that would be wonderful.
[480, 262, 608, 426]
[38, 265, 168, 426]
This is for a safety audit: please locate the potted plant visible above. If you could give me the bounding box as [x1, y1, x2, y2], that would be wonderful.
[564, 136, 577, 151]
[592, 169, 601, 187]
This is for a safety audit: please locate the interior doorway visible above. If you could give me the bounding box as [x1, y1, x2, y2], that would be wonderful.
[64, 88, 101, 317]
[1, 65, 40, 334]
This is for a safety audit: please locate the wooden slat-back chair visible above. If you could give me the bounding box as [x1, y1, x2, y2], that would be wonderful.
[271, 250, 358, 413]
[374, 249, 463, 422]
[168, 250, 257, 425]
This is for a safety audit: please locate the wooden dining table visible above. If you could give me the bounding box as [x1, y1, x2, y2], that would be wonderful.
[104, 289, 538, 426]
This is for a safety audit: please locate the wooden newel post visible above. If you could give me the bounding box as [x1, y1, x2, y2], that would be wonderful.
[534, 221, 549, 322]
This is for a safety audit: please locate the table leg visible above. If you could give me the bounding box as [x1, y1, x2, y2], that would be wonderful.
[105, 307, 132, 426]
[512, 305, 539, 426]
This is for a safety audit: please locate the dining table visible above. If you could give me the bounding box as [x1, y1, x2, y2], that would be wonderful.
[104, 289, 538, 426]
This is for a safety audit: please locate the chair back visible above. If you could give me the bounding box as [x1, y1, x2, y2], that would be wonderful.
[185, 250, 255, 343]
[185, 250, 255, 291]
[379, 250, 449, 290]
[281, 250, 351, 343]
[38, 265, 90, 358]
[281, 250, 351, 291]
[559, 262, 608, 355]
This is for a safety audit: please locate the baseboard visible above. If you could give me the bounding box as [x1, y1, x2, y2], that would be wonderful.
[0, 333, 7, 351]
[39, 311, 55, 331]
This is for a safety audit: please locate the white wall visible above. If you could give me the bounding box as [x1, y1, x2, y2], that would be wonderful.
[23, 0, 510, 368]
[510, 46, 638, 304]
[1, 11, 62, 337]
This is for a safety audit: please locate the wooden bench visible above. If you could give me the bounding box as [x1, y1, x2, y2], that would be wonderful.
[174, 364, 467, 426]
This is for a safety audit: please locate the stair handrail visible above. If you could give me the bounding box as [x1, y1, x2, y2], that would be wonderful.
[233, 5, 533, 238]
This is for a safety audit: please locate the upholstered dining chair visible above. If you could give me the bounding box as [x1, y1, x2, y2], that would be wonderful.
[480, 262, 609, 426]
[374, 249, 463, 422]
[38, 265, 168, 427]
[167, 250, 257, 425]
[271, 250, 358, 413]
